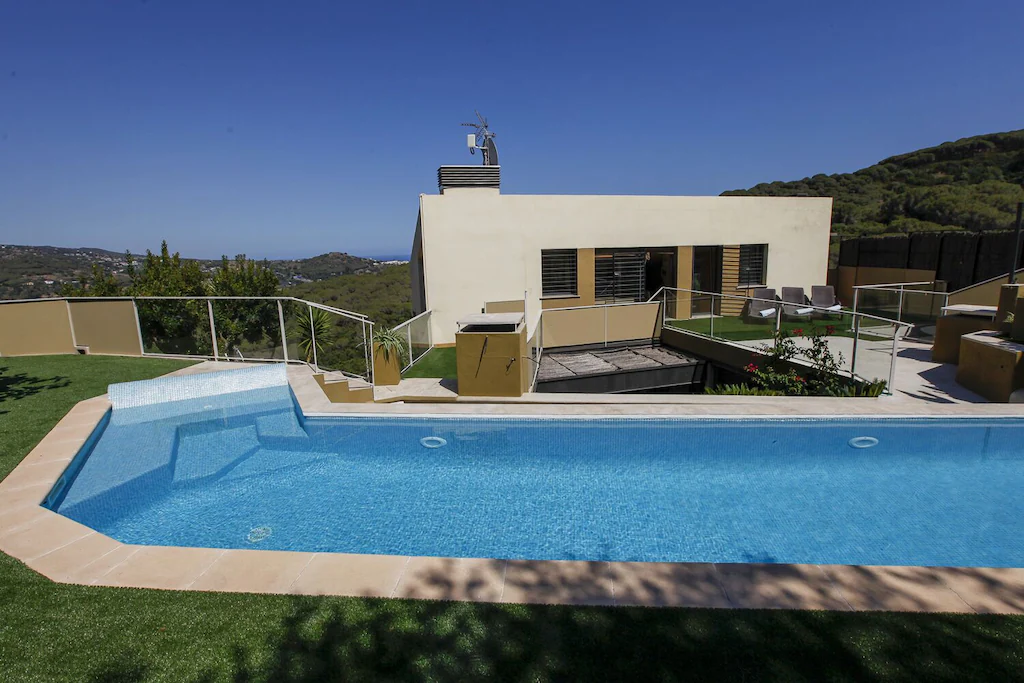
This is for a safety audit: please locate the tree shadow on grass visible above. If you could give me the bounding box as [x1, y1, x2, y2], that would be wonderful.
[0, 370, 70, 405]
[212, 561, 1024, 683]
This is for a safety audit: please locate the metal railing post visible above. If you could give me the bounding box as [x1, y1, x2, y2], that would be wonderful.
[406, 324, 413, 369]
[208, 300, 219, 360]
[367, 321, 375, 384]
[277, 300, 288, 362]
[308, 305, 318, 371]
[850, 313, 861, 377]
[896, 285, 905, 324]
[709, 294, 715, 338]
[851, 288, 860, 329]
[132, 300, 145, 355]
[775, 302, 783, 335]
[888, 325, 900, 395]
[604, 305, 608, 347]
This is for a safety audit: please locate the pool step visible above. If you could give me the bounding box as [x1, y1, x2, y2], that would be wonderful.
[173, 425, 260, 485]
[221, 448, 329, 482]
[254, 411, 310, 450]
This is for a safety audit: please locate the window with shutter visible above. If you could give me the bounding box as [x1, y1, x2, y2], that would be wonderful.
[541, 249, 578, 297]
[738, 244, 768, 287]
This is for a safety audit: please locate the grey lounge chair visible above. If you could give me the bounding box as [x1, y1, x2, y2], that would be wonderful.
[744, 288, 778, 324]
[810, 285, 842, 319]
[781, 287, 812, 321]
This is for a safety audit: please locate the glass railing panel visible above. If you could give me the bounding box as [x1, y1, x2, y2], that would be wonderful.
[211, 299, 284, 361]
[136, 299, 213, 357]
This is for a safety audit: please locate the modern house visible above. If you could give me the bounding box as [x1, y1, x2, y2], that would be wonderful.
[411, 165, 833, 344]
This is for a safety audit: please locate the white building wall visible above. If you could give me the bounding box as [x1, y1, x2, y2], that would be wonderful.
[417, 189, 833, 344]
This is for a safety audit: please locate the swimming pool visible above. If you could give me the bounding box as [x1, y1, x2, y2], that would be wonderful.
[47, 386, 1024, 567]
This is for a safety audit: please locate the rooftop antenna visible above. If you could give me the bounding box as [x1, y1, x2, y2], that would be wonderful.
[461, 110, 498, 166]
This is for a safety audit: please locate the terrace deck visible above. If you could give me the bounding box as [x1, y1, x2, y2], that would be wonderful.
[536, 344, 705, 394]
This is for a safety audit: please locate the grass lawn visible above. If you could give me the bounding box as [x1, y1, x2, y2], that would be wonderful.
[667, 315, 892, 342]
[2, 355, 1024, 682]
[402, 346, 457, 380]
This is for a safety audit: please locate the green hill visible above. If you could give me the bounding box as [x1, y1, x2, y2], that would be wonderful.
[723, 129, 1024, 237]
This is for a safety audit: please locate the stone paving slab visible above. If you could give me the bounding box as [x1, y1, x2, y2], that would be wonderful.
[0, 361, 1021, 613]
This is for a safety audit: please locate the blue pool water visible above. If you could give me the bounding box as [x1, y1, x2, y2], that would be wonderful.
[49, 387, 1024, 567]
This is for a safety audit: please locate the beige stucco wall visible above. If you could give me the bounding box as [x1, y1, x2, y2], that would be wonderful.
[539, 302, 662, 349]
[417, 190, 832, 343]
[0, 300, 77, 356]
[68, 300, 142, 356]
[948, 269, 1024, 307]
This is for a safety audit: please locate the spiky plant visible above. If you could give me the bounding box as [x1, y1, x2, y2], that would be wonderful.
[297, 307, 336, 364]
[373, 327, 408, 365]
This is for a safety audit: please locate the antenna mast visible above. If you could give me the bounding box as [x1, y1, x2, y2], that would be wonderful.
[461, 111, 498, 166]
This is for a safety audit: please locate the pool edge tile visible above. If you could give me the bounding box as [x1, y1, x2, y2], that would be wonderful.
[501, 560, 615, 606]
[96, 546, 226, 591]
[822, 564, 975, 613]
[394, 557, 507, 602]
[714, 563, 851, 611]
[288, 553, 409, 598]
[189, 549, 316, 594]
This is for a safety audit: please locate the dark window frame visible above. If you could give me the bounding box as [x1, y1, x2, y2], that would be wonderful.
[541, 249, 578, 297]
[738, 244, 768, 287]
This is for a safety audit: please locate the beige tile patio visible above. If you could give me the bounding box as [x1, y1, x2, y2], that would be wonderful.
[0, 510, 94, 561]
[0, 482, 53, 507]
[0, 501, 50, 534]
[394, 557, 506, 602]
[96, 546, 225, 590]
[610, 562, 731, 608]
[714, 563, 851, 610]
[190, 549, 315, 594]
[0, 460, 70, 490]
[822, 565, 974, 613]
[288, 553, 409, 597]
[933, 567, 1024, 615]
[26, 531, 122, 581]
[501, 560, 615, 605]
[74, 544, 142, 585]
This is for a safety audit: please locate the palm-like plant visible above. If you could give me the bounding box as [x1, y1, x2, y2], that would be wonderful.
[297, 308, 336, 364]
[373, 327, 408, 366]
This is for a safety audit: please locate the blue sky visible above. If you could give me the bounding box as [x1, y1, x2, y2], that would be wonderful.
[2, 1, 1022, 260]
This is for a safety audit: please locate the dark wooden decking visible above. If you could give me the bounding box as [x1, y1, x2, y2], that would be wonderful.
[536, 344, 705, 393]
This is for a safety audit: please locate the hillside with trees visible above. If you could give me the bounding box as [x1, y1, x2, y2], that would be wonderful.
[0, 244, 394, 300]
[723, 129, 1024, 237]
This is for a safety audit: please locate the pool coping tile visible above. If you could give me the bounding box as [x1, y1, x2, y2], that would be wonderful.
[288, 552, 410, 597]
[0, 366, 1022, 613]
[821, 564, 975, 613]
[190, 549, 316, 594]
[394, 556, 506, 602]
[95, 545, 226, 590]
[714, 563, 852, 611]
[501, 560, 616, 606]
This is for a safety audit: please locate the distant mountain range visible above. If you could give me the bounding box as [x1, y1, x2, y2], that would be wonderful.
[723, 129, 1024, 238]
[0, 244, 405, 300]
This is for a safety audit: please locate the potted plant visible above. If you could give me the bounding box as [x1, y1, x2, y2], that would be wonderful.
[372, 327, 407, 386]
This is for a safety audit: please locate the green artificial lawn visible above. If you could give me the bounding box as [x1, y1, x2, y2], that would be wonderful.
[2, 355, 1024, 682]
[402, 346, 457, 380]
[667, 314, 892, 342]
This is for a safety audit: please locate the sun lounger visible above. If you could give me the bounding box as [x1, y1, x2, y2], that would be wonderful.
[744, 288, 778, 323]
[781, 287, 812, 321]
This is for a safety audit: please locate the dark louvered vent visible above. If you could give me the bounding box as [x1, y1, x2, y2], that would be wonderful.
[438, 165, 500, 192]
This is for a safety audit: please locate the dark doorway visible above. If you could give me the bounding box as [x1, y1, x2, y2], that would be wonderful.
[691, 246, 722, 316]
[645, 248, 677, 301]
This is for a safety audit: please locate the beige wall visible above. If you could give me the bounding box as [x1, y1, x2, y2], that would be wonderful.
[417, 190, 833, 343]
[948, 269, 1024, 307]
[541, 247, 596, 309]
[455, 326, 527, 397]
[539, 302, 662, 349]
[484, 299, 526, 314]
[68, 300, 142, 356]
[0, 300, 77, 356]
